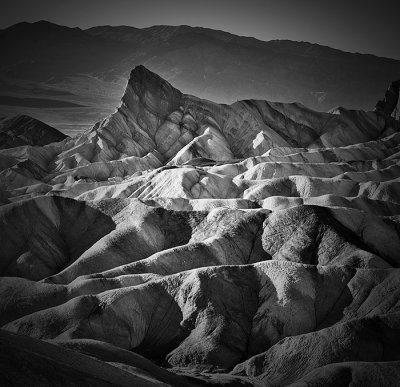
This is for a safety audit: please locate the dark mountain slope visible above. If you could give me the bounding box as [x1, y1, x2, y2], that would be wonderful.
[0, 114, 67, 149]
[0, 21, 130, 82]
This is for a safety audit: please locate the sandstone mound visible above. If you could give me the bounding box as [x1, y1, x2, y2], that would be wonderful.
[1, 66, 400, 386]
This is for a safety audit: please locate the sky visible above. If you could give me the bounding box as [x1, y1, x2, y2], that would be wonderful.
[0, 0, 399, 60]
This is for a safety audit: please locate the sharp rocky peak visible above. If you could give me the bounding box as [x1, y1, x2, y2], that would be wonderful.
[121, 65, 182, 117]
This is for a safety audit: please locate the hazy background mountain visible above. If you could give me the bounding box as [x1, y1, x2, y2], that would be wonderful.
[1, 20, 399, 135]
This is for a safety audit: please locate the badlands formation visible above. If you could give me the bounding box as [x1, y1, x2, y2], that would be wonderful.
[1, 66, 400, 386]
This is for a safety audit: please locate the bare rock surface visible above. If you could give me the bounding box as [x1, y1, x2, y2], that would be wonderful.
[1, 66, 400, 385]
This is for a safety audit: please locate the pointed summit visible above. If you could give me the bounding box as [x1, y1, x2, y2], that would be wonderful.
[122, 65, 182, 118]
[87, 66, 185, 162]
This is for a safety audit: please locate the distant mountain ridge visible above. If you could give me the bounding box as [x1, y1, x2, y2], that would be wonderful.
[85, 23, 400, 110]
[0, 20, 399, 133]
[0, 115, 67, 149]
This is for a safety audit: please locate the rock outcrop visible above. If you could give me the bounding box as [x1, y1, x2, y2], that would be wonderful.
[374, 80, 400, 118]
[1, 66, 400, 386]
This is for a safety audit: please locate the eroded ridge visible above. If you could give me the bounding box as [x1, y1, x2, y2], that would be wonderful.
[1, 67, 400, 386]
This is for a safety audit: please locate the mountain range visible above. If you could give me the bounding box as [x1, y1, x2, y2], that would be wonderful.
[1, 64, 400, 385]
[0, 20, 399, 134]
